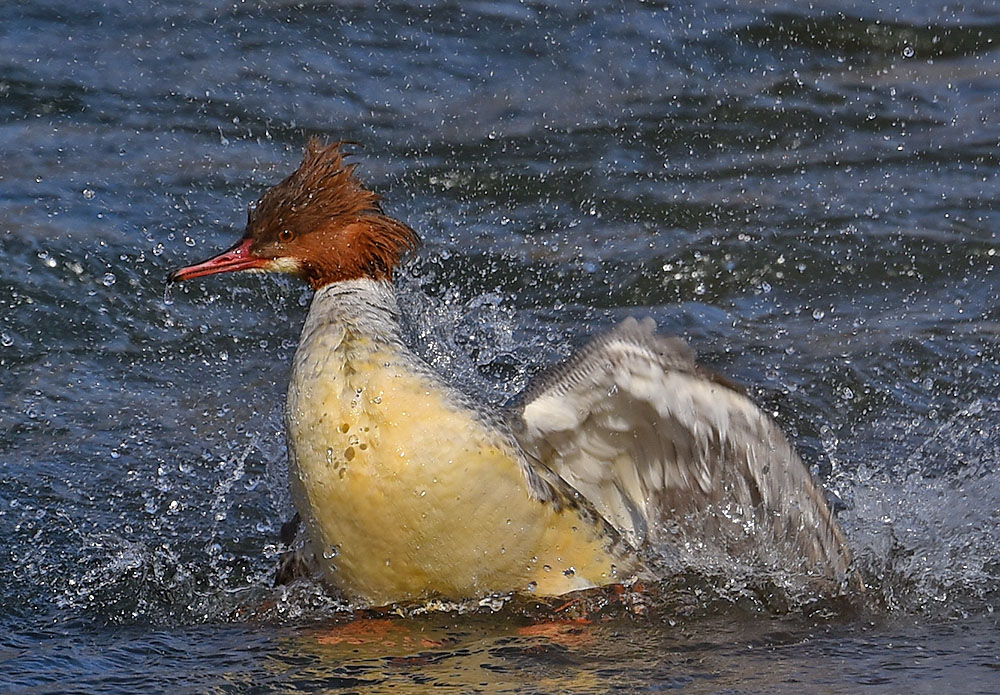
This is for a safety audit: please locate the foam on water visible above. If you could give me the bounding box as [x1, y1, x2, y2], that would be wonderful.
[843, 397, 1000, 618]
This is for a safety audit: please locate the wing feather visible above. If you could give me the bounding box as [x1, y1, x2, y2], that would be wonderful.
[514, 317, 852, 584]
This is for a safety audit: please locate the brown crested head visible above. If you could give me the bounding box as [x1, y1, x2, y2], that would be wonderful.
[169, 138, 419, 289]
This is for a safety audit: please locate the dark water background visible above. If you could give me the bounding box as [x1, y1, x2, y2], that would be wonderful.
[2, 1, 999, 692]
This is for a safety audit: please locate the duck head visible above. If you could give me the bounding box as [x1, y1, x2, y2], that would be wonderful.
[169, 138, 419, 290]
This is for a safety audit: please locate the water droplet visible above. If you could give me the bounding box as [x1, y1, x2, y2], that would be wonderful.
[152, 243, 164, 256]
[102, 273, 116, 287]
[902, 45, 914, 58]
[812, 308, 825, 321]
[344, 446, 355, 461]
[82, 188, 95, 200]
[38, 251, 57, 268]
[322, 545, 340, 559]
[0, 333, 13, 347]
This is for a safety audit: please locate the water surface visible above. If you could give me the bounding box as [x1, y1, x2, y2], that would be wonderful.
[1, 1, 998, 692]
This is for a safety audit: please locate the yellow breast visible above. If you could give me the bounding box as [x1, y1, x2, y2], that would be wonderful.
[285, 325, 628, 606]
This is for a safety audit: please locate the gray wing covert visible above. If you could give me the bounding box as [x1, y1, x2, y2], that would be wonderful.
[513, 317, 852, 585]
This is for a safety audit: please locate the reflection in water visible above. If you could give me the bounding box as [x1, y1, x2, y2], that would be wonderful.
[251, 609, 993, 694]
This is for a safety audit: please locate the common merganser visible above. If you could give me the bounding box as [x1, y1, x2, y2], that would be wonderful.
[169, 139, 852, 607]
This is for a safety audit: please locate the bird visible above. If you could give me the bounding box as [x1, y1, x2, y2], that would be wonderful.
[169, 138, 852, 608]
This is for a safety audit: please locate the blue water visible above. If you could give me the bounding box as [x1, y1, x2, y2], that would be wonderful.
[2, 1, 998, 692]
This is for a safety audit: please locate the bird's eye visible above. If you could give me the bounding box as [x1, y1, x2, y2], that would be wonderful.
[278, 229, 294, 243]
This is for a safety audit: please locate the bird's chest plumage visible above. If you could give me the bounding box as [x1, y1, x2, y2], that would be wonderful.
[284, 315, 623, 606]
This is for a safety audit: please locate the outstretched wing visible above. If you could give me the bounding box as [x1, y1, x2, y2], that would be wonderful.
[512, 317, 851, 583]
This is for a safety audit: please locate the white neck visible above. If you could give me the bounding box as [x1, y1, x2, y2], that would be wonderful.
[302, 278, 404, 345]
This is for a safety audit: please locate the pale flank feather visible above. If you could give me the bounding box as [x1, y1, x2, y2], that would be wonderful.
[513, 317, 852, 584]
